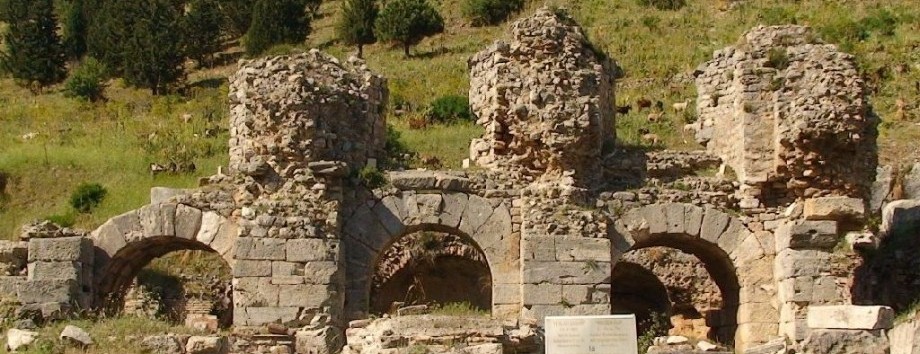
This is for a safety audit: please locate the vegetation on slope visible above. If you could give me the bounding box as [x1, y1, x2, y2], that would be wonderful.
[0, 0, 918, 241]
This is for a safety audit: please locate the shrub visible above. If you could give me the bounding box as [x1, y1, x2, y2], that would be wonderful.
[425, 95, 472, 124]
[375, 0, 444, 57]
[358, 165, 387, 189]
[860, 8, 899, 37]
[65, 57, 108, 102]
[462, 0, 523, 27]
[46, 212, 76, 227]
[383, 125, 413, 169]
[70, 182, 107, 213]
[766, 48, 789, 70]
[638, 0, 685, 11]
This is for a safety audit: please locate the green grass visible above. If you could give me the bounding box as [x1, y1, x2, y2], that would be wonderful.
[1, 0, 919, 239]
[428, 301, 489, 317]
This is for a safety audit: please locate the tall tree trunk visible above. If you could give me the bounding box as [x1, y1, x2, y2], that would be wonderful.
[357, 44, 364, 59]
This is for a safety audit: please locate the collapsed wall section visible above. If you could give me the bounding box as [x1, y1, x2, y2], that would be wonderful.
[695, 25, 878, 207]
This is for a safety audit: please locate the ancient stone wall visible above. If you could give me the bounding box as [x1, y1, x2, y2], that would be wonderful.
[694, 25, 878, 208]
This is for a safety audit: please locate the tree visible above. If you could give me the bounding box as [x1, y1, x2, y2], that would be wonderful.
[337, 0, 378, 58]
[184, 0, 224, 67]
[63, 0, 89, 59]
[218, 0, 253, 36]
[121, 0, 185, 94]
[0, 0, 67, 90]
[374, 0, 443, 57]
[87, 0, 134, 71]
[245, 0, 313, 56]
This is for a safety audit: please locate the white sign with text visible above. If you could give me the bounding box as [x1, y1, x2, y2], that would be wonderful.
[545, 314, 638, 354]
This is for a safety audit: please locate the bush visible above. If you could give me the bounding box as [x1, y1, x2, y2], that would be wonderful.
[766, 48, 789, 70]
[860, 8, 899, 37]
[383, 125, 413, 169]
[638, 0, 685, 10]
[462, 0, 523, 27]
[425, 95, 472, 124]
[358, 165, 387, 189]
[65, 57, 108, 101]
[70, 182, 107, 213]
[46, 212, 76, 227]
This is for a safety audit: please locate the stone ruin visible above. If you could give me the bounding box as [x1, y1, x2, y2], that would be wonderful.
[3, 7, 920, 354]
[692, 25, 879, 208]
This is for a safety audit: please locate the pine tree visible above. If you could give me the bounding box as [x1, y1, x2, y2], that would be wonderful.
[245, 0, 312, 56]
[218, 0, 253, 36]
[121, 0, 185, 94]
[0, 0, 67, 90]
[63, 0, 88, 59]
[337, 0, 378, 58]
[184, 0, 224, 67]
[374, 0, 443, 57]
[87, 0, 134, 71]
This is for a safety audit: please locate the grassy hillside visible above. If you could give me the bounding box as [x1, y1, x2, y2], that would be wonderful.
[1, 0, 918, 239]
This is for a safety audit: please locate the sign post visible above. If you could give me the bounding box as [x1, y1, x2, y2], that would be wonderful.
[545, 314, 639, 354]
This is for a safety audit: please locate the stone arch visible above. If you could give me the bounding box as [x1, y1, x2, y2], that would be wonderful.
[89, 203, 237, 310]
[342, 192, 517, 320]
[612, 203, 776, 350]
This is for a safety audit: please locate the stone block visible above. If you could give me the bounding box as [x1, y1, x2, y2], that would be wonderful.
[17, 279, 78, 304]
[870, 166, 892, 213]
[522, 304, 610, 325]
[906, 163, 920, 200]
[440, 193, 468, 229]
[0, 241, 27, 275]
[196, 212, 224, 245]
[295, 327, 343, 354]
[717, 220, 747, 255]
[28, 237, 88, 262]
[522, 261, 610, 285]
[774, 249, 832, 280]
[881, 199, 920, 238]
[684, 205, 704, 237]
[889, 319, 920, 354]
[150, 187, 189, 204]
[521, 237, 555, 261]
[0, 276, 24, 299]
[236, 238, 286, 260]
[641, 205, 668, 235]
[561, 285, 595, 304]
[806, 305, 894, 330]
[800, 329, 889, 354]
[278, 284, 336, 307]
[138, 203, 177, 237]
[233, 277, 279, 307]
[492, 284, 519, 304]
[372, 198, 406, 236]
[302, 262, 339, 285]
[776, 220, 839, 250]
[185, 335, 228, 354]
[803, 197, 865, 221]
[27, 261, 80, 281]
[665, 203, 688, 234]
[286, 239, 338, 262]
[175, 205, 203, 240]
[554, 238, 610, 262]
[522, 284, 562, 305]
[233, 260, 272, 277]
[701, 208, 730, 243]
[237, 307, 301, 326]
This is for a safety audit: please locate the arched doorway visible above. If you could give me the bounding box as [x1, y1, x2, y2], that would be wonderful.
[612, 203, 774, 349]
[90, 204, 237, 325]
[342, 192, 517, 321]
[370, 231, 492, 315]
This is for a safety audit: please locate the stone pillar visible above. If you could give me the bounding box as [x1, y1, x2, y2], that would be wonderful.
[19, 232, 94, 317]
[519, 186, 611, 325]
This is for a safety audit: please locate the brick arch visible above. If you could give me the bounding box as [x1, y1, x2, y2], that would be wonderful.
[612, 203, 776, 351]
[89, 203, 237, 310]
[342, 192, 517, 320]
